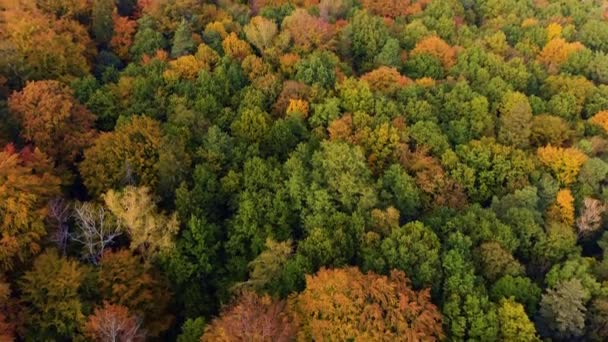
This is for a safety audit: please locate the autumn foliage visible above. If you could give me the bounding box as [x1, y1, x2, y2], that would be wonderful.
[411, 35, 457, 69]
[295, 267, 444, 341]
[537, 145, 588, 185]
[201, 291, 296, 341]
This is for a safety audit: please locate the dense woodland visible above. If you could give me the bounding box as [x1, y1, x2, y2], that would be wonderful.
[1, 0, 608, 340]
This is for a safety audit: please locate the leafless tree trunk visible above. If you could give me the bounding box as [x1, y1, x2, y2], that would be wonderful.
[47, 197, 71, 255]
[71, 202, 122, 265]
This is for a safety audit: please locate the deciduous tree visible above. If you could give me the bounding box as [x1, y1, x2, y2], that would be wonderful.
[0, 145, 60, 271]
[84, 302, 144, 342]
[537, 145, 588, 186]
[8, 80, 96, 166]
[295, 267, 444, 341]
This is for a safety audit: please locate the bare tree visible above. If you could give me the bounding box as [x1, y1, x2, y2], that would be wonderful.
[71, 202, 122, 265]
[84, 302, 145, 342]
[47, 197, 71, 255]
[577, 197, 606, 236]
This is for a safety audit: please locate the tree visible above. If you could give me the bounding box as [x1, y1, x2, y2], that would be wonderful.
[0, 8, 91, 84]
[230, 107, 272, 143]
[177, 317, 205, 342]
[84, 302, 144, 342]
[19, 250, 84, 340]
[411, 35, 456, 69]
[0, 145, 60, 271]
[202, 291, 296, 342]
[98, 250, 172, 336]
[361, 66, 411, 95]
[71, 202, 122, 264]
[530, 115, 571, 147]
[92, 0, 115, 45]
[111, 14, 138, 60]
[497, 298, 539, 342]
[282, 9, 335, 53]
[171, 19, 195, 58]
[8, 80, 97, 166]
[244, 16, 278, 53]
[538, 279, 587, 339]
[361, 0, 420, 19]
[104, 186, 178, 262]
[537, 145, 588, 186]
[497, 91, 532, 148]
[79, 115, 163, 197]
[576, 198, 605, 235]
[587, 297, 608, 341]
[130, 15, 167, 60]
[237, 238, 293, 293]
[350, 10, 389, 71]
[379, 221, 441, 288]
[475, 241, 524, 282]
[491, 275, 542, 315]
[295, 51, 337, 89]
[538, 38, 584, 73]
[448, 138, 534, 202]
[295, 267, 444, 341]
[221, 33, 252, 61]
[589, 110, 608, 133]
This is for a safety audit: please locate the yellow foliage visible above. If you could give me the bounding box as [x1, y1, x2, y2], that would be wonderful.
[546, 23, 562, 41]
[537, 38, 584, 73]
[415, 77, 436, 87]
[194, 43, 220, 68]
[104, 186, 179, 263]
[521, 18, 538, 28]
[553, 188, 575, 226]
[222, 32, 253, 61]
[286, 99, 309, 118]
[204, 21, 228, 39]
[589, 110, 608, 133]
[537, 145, 588, 185]
[163, 55, 205, 81]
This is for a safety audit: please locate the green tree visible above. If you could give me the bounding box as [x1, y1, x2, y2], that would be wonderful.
[171, 19, 195, 58]
[19, 250, 85, 340]
[539, 279, 587, 339]
[92, 0, 115, 45]
[350, 10, 389, 72]
[380, 221, 441, 289]
[497, 91, 532, 148]
[491, 275, 542, 315]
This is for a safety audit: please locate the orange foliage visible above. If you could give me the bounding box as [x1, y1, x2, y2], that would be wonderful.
[202, 291, 297, 342]
[279, 53, 301, 76]
[84, 302, 144, 342]
[401, 147, 467, 209]
[111, 14, 137, 60]
[411, 35, 457, 69]
[8, 80, 97, 166]
[295, 267, 444, 341]
[98, 250, 172, 337]
[537, 38, 584, 73]
[221, 33, 253, 61]
[590, 110, 608, 133]
[0, 145, 60, 271]
[328, 115, 354, 142]
[282, 9, 335, 52]
[361, 0, 426, 19]
[361, 66, 412, 94]
[537, 145, 588, 185]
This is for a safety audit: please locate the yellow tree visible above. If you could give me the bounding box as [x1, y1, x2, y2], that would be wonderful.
[0, 145, 60, 271]
[537, 145, 588, 185]
[537, 38, 584, 73]
[104, 186, 178, 262]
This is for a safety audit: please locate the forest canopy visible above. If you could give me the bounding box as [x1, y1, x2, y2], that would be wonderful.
[1, 0, 608, 340]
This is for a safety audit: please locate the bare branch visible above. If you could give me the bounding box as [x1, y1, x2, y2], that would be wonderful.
[71, 202, 122, 265]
